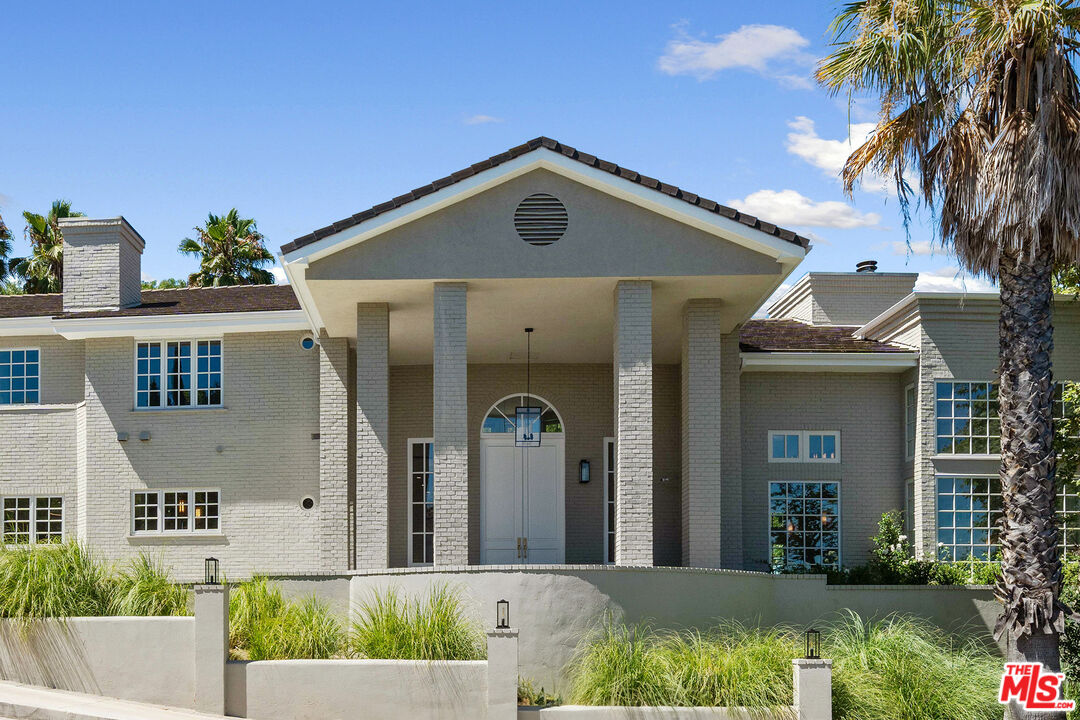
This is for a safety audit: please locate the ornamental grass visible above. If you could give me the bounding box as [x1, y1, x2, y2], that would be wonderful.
[349, 584, 486, 661]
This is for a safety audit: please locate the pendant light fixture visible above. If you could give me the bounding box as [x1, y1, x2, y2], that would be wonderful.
[515, 328, 541, 447]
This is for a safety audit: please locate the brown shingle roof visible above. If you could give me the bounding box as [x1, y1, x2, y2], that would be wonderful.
[280, 137, 813, 255]
[0, 285, 300, 320]
[740, 320, 909, 353]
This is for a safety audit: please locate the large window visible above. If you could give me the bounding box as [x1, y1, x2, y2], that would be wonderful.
[604, 438, 616, 564]
[905, 384, 916, 459]
[768, 431, 840, 463]
[937, 476, 1080, 560]
[935, 380, 1078, 455]
[136, 340, 221, 408]
[2, 496, 62, 544]
[769, 481, 840, 571]
[408, 440, 434, 566]
[131, 490, 219, 534]
[0, 349, 40, 405]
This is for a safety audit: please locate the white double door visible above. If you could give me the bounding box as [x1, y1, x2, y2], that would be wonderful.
[480, 434, 565, 564]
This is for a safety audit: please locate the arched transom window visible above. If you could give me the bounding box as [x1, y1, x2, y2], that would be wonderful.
[482, 394, 564, 434]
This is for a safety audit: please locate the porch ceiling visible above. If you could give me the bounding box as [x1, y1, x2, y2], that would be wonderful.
[310, 275, 778, 364]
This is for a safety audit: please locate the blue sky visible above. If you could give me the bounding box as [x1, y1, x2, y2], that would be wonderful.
[0, 1, 993, 302]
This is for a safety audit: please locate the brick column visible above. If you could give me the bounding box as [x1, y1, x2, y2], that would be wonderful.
[318, 336, 350, 571]
[356, 304, 389, 569]
[681, 300, 723, 568]
[433, 283, 469, 565]
[614, 280, 653, 566]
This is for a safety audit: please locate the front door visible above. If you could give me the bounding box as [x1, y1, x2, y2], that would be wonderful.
[480, 433, 565, 564]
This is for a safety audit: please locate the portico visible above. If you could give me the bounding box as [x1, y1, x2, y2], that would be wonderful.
[280, 138, 807, 571]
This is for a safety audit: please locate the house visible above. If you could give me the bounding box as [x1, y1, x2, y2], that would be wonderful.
[2, 137, 1079, 581]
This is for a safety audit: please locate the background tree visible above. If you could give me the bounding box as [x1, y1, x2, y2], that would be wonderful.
[0, 209, 11, 280]
[819, 3, 1080, 715]
[141, 278, 187, 290]
[178, 209, 274, 287]
[12, 200, 83, 293]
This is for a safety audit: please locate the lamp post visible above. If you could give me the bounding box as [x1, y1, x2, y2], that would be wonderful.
[804, 628, 821, 660]
[496, 599, 510, 629]
[204, 557, 220, 585]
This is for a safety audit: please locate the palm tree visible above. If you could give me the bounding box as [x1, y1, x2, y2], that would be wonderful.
[12, 200, 84, 293]
[818, 1, 1080, 714]
[0, 209, 11, 280]
[178, 209, 275, 287]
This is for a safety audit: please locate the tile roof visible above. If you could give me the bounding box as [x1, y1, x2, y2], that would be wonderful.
[280, 136, 813, 255]
[0, 285, 300, 320]
[739, 320, 910, 353]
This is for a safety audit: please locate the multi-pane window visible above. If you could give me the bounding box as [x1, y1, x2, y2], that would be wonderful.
[409, 440, 434, 566]
[136, 340, 221, 408]
[937, 476, 1080, 560]
[905, 385, 916, 459]
[605, 439, 616, 564]
[935, 381, 1000, 455]
[768, 431, 840, 463]
[0, 349, 40, 405]
[769, 481, 840, 571]
[132, 490, 219, 534]
[2, 496, 62, 544]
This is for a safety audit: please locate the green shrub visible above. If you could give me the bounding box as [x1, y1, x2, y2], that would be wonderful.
[567, 612, 1002, 719]
[246, 596, 343, 661]
[109, 554, 189, 616]
[0, 541, 113, 619]
[349, 584, 486, 661]
[229, 576, 286, 652]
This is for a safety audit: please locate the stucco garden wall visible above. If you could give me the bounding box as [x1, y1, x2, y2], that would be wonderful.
[348, 566, 998, 692]
[0, 617, 195, 708]
[226, 659, 487, 720]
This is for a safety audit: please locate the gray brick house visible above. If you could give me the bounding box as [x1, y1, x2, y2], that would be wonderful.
[3, 137, 1079, 580]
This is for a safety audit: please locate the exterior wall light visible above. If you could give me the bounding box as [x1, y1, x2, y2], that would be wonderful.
[804, 628, 821, 659]
[496, 599, 510, 629]
[579, 459, 590, 483]
[204, 557, 220, 585]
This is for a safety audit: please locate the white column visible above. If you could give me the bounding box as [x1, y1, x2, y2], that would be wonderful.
[319, 336, 350, 571]
[793, 658, 833, 720]
[681, 300, 724, 568]
[614, 280, 653, 566]
[486, 628, 519, 720]
[356, 304, 389, 569]
[193, 584, 229, 715]
[434, 282, 469, 565]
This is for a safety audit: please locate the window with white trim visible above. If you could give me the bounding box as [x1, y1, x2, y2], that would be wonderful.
[604, 438, 616, 564]
[136, 340, 221, 408]
[768, 431, 839, 463]
[905, 384, 916, 459]
[769, 481, 840, 571]
[408, 440, 434, 566]
[2, 496, 63, 544]
[132, 490, 219, 534]
[0, 349, 40, 405]
[934, 381, 1078, 455]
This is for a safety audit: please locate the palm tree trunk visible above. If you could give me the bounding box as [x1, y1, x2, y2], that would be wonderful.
[996, 249, 1065, 720]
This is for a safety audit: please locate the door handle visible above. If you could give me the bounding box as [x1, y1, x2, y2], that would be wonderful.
[523, 537, 528, 559]
[516, 537, 521, 558]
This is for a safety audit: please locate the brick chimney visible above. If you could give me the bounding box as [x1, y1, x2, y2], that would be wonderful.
[58, 217, 145, 312]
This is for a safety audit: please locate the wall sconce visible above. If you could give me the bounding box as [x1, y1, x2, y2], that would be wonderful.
[204, 557, 220, 585]
[804, 628, 821, 659]
[579, 459, 590, 484]
[496, 599, 510, 629]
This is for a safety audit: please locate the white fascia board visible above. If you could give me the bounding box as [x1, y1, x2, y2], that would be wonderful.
[856, 293, 919, 339]
[740, 351, 919, 373]
[0, 316, 57, 337]
[280, 260, 324, 336]
[53, 310, 310, 340]
[282, 148, 807, 266]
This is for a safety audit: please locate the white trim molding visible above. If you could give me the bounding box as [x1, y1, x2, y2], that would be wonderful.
[53, 310, 309, 340]
[741, 351, 918, 373]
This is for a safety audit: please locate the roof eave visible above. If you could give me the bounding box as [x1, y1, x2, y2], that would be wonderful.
[740, 351, 919, 373]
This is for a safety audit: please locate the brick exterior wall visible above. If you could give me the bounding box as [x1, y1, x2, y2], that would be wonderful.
[319, 336, 350, 571]
[680, 301, 724, 568]
[614, 280, 654, 566]
[740, 372, 906, 569]
[770, 273, 916, 326]
[60, 218, 143, 312]
[355, 304, 390, 569]
[719, 333, 744, 567]
[433, 283, 469, 565]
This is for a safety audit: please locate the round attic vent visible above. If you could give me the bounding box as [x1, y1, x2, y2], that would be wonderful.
[514, 193, 568, 246]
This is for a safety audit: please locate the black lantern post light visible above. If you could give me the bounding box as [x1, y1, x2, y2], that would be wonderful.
[804, 628, 821, 659]
[496, 599, 510, 629]
[204, 557, 220, 585]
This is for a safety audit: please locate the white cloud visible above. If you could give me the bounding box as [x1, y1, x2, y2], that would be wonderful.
[728, 189, 881, 229]
[754, 282, 792, 319]
[785, 116, 893, 193]
[270, 266, 288, 285]
[0, 193, 12, 208]
[659, 24, 812, 86]
[464, 114, 503, 125]
[141, 272, 154, 283]
[915, 267, 996, 294]
[889, 240, 935, 256]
